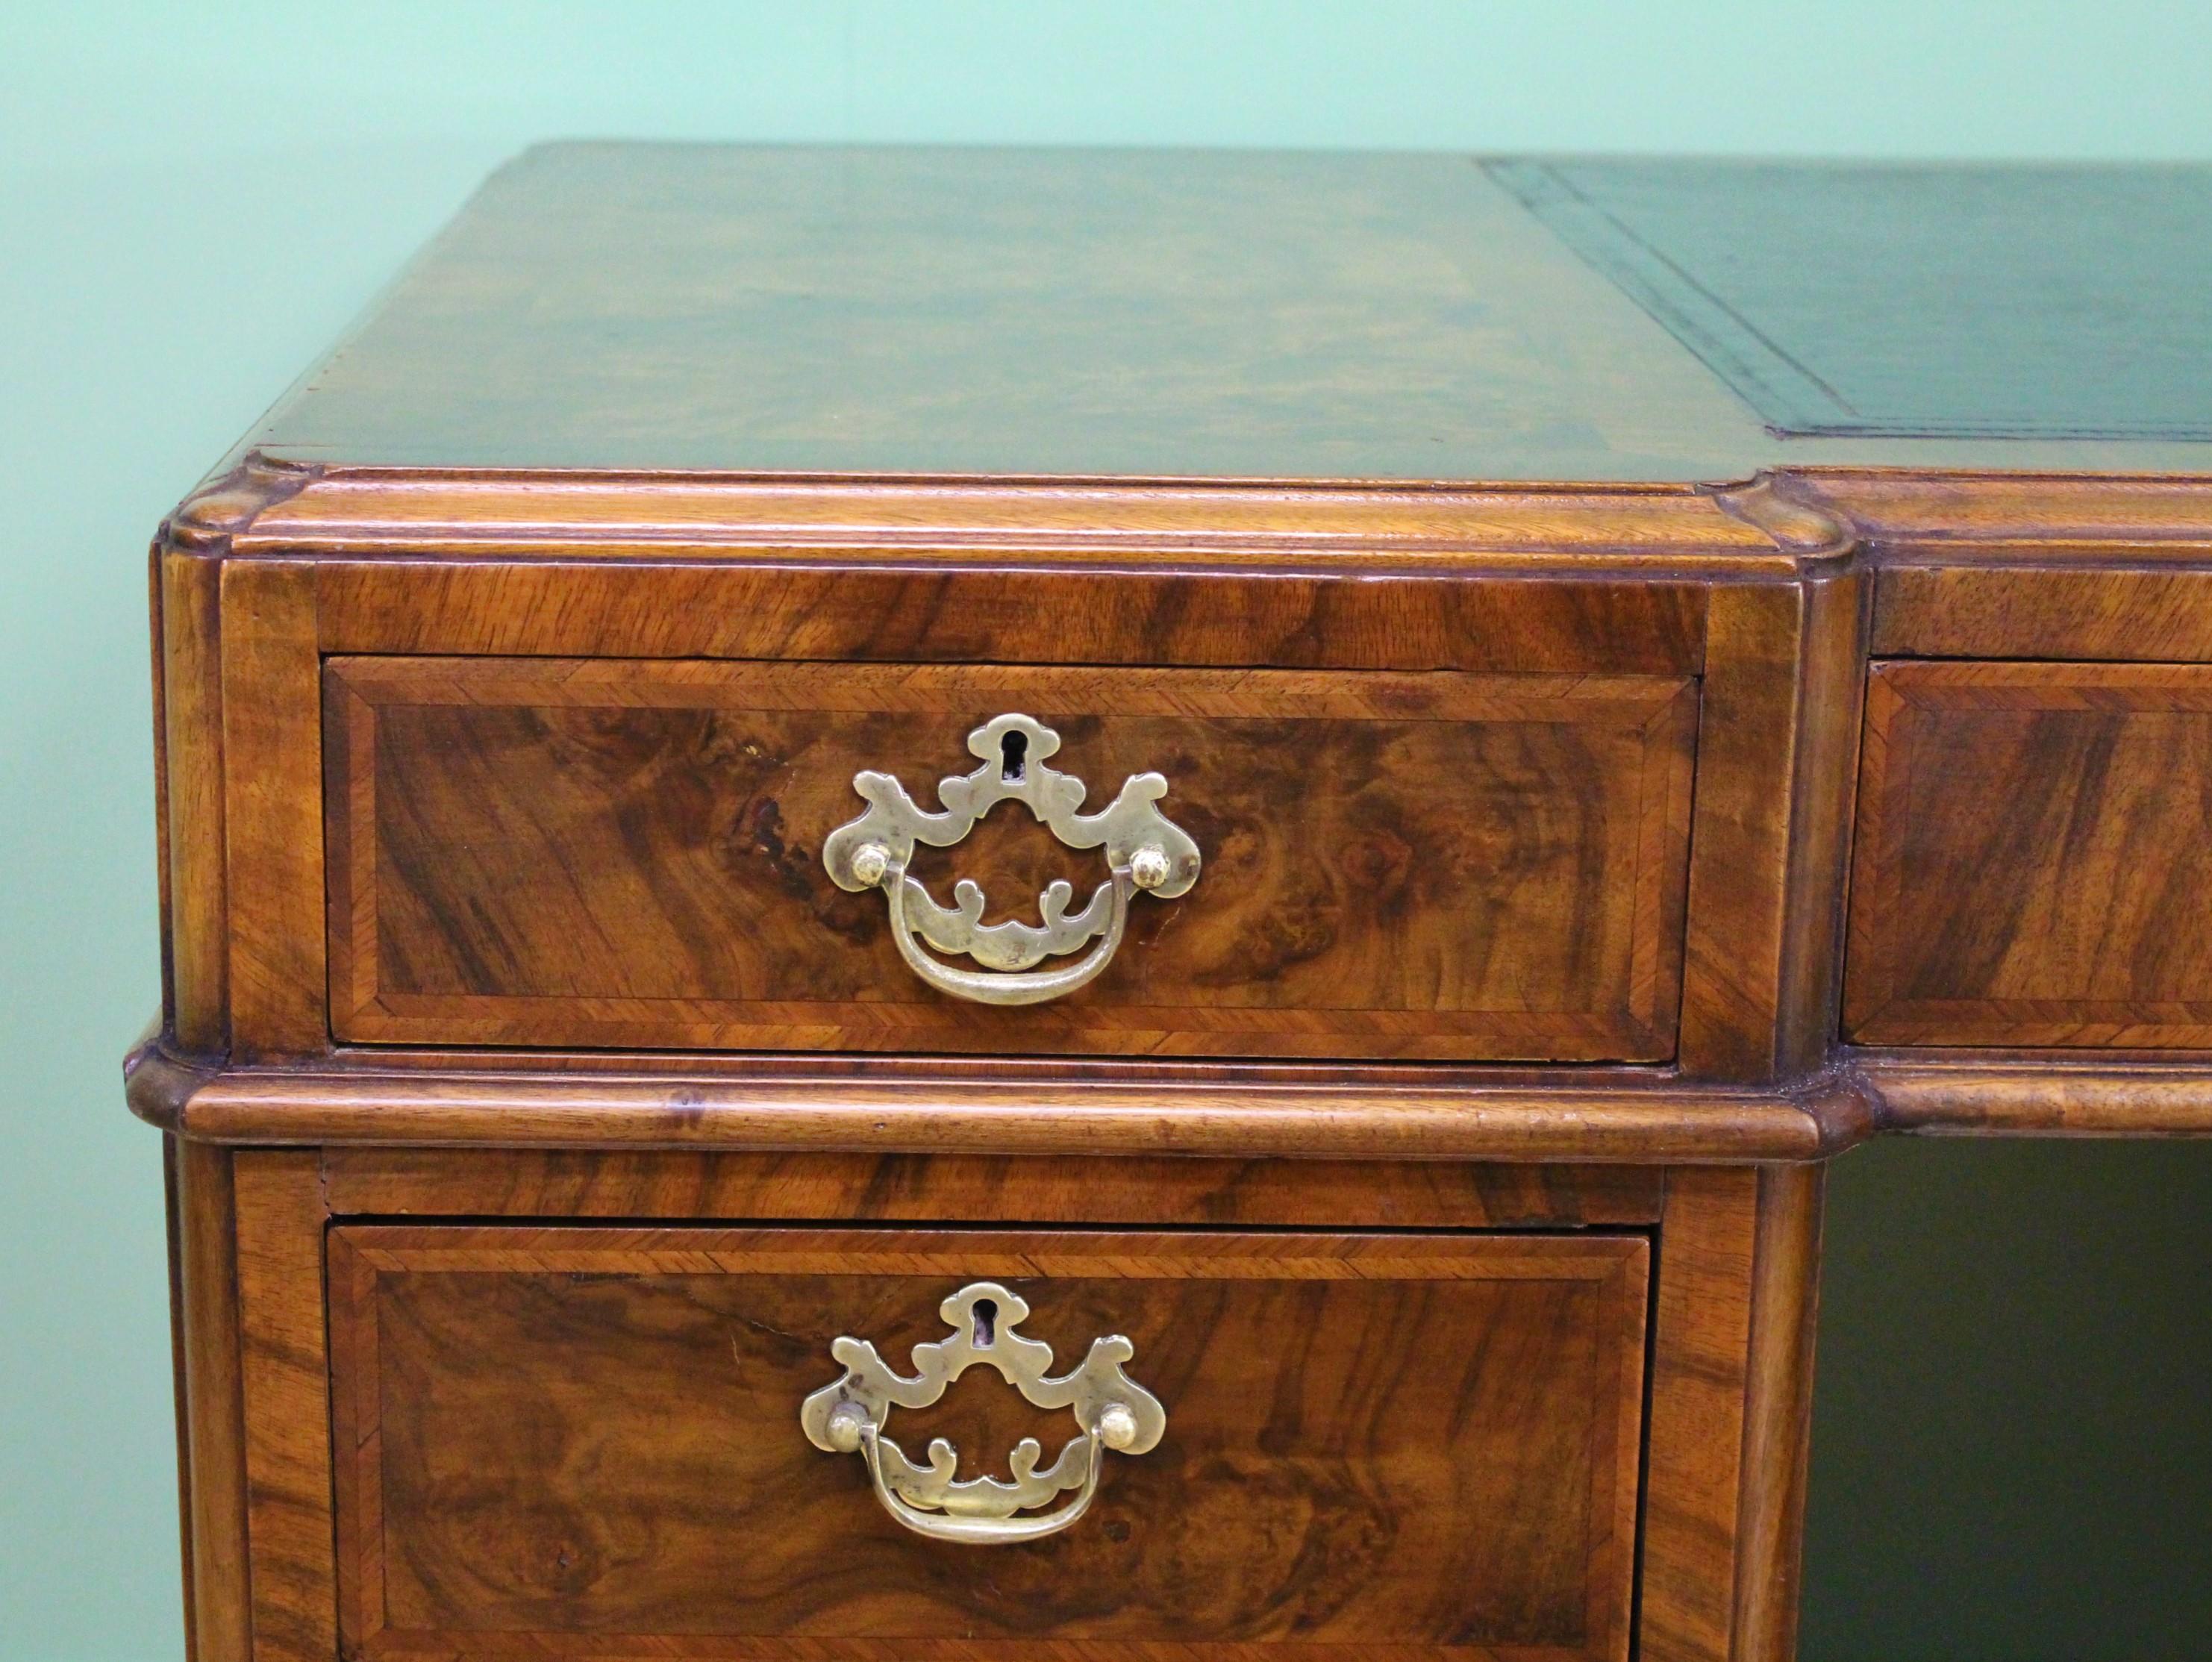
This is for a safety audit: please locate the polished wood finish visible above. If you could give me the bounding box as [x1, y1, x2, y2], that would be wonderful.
[1811, 471, 2212, 663]
[221, 561, 325, 1060]
[325, 656, 1698, 1060]
[1675, 573, 1867, 1081]
[328, 1225, 1649, 1661]
[127, 1043, 1866, 1163]
[234, 1153, 339, 1662]
[148, 1042, 2212, 1158]
[305, 549, 1721, 670]
[174, 1140, 249, 1662]
[1860, 1055, 2212, 1135]
[1812, 471, 2212, 548]
[137, 148, 2212, 1662]
[318, 1149, 1667, 1228]
[184, 1146, 1775, 1662]
[1771, 576, 1873, 1074]
[1567, 1163, 1821, 1662]
[249, 471, 1787, 577]
[160, 1137, 197, 1662]
[1637, 1169, 1758, 1662]
[1731, 1165, 1825, 1662]
[222, 146, 2212, 481]
[237, 144, 1780, 484]
[183, 463, 1796, 1068]
[157, 552, 228, 1052]
[1846, 660, 2212, 1047]
[1876, 564, 2212, 662]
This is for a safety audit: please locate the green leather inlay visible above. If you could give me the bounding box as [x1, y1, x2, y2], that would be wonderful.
[1489, 157, 2212, 440]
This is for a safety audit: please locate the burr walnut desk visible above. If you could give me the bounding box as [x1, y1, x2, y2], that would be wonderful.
[128, 146, 2212, 1662]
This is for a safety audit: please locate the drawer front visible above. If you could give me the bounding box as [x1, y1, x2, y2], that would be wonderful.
[324, 657, 1698, 1059]
[327, 1225, 1649, 1661]
[1846, 660, 2212, 1046]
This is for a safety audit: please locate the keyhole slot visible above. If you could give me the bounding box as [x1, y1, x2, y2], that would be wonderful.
[999, 730, 1027, 782]
[972, 1298, 999, 1348]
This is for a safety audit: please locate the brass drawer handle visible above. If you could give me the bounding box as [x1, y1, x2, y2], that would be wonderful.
[801, 1281, 1166, 1545]
[823, 713, 1200, 1006]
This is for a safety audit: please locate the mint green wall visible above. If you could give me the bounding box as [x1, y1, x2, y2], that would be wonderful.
[6, 5, 2211, 1658]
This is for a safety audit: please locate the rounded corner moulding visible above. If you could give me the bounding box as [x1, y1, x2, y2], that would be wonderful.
[214, 466, 1816, 570]
[135, 1051, 1872, 1163]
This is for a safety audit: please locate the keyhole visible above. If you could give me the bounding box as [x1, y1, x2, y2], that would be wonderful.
[972, 1298, 999, 1348]
[999, 729, 1027, 781]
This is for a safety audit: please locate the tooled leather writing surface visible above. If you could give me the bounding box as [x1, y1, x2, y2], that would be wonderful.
[1490, 158, 2212, 441]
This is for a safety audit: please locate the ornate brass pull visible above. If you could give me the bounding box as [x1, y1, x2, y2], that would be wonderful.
[799, 1281, 1166, 1546]
[822, 713, 1200, 1006]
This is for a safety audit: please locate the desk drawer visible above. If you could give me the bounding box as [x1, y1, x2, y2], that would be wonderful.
[327, 1225, 1649, 1661]
[323, 657, 1698, 1059]
[1845, 660, 2212, 1046]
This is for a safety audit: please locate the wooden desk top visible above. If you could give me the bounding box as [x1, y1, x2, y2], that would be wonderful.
[240, 143, 2212, 484]
[145, 143, 2212, 1155]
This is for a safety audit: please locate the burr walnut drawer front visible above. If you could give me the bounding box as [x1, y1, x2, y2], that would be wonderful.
[326, 1225, 1650, 1662]
[322, 657, 1699, 1060]
[1844, 660, 2212, 1047]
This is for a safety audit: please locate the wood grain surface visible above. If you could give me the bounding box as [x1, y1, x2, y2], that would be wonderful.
[134, 145, 2212, 1662]
[217, 145, 2212, 481]
[319, 1149, 1667, 1228]
[1675, 574, 1867, 1081]
[249, 472, 1787, 570]
[1636, 1168, 1758, 1662]
[234, 143, 1778, 483]
[307, 557, 1716, 674]
[1813, 472, 2212, 549]
[150, 1057, 1856, 1163]
[325, 657, 1699, 1060]
[1731, 1164, 1825, 1662]
[1875, 564, 2212, 663]
[220, 561, 325, 1058]
[1845, 660, 2212, 1046]
[174, 1140, 250, 1662]
[234, 1154, 339, 1662]
[1842, 472, 2212, 663]
[1861, 1055, 2212, 1134]
[157, 551, 228, 1052]
[327, 1225, 1648, 1661]
[160, 1138, 198, 1662]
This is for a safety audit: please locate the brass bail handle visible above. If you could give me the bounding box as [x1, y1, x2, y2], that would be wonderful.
[799, 1281, 1168, 1545]
[822, 713, 1201, 1006]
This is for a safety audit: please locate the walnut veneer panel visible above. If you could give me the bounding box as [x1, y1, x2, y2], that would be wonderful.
[243, 143, 1776, 482]
[325, 658, 1699, 1060]
[327, 1226, 1648, 1661]
[1846, 660, 2212, 1046]
[319, 1149, 1669, 1227]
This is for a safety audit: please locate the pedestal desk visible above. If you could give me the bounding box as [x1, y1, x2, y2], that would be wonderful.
[128, 146, 2212, 1662]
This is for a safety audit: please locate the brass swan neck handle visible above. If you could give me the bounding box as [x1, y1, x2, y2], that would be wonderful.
[822, 713, 1200, 1006]
[799, 1281, 1167, 1546]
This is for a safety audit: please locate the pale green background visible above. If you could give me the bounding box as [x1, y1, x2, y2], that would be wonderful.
[5, 4, 2211, 1658]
